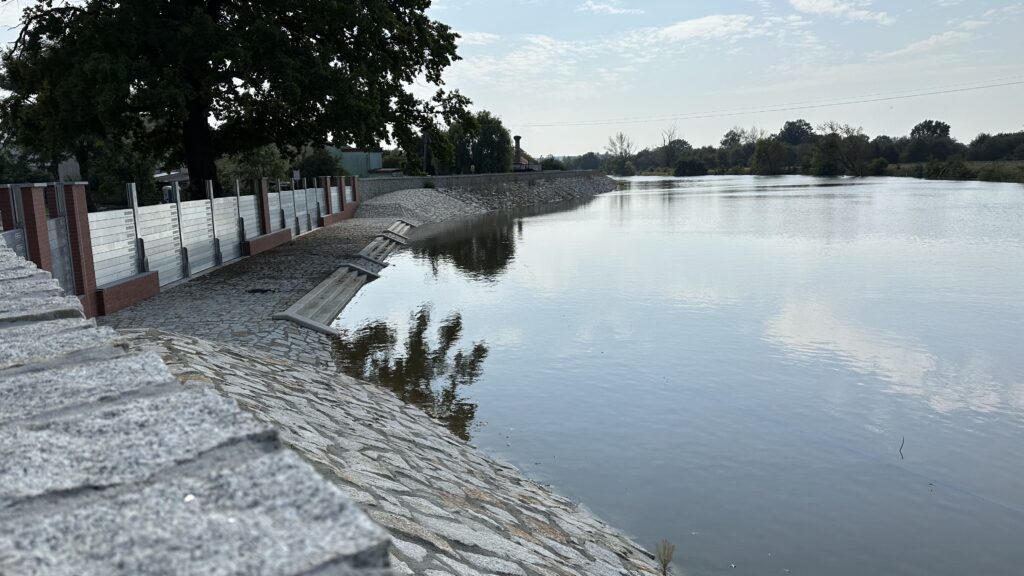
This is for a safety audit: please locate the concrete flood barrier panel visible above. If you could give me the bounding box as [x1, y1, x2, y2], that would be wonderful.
[273, 219, 414, 335]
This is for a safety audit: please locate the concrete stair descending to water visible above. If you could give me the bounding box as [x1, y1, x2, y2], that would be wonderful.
[0, 242, 393, 575]
[273, 220, 417, 336]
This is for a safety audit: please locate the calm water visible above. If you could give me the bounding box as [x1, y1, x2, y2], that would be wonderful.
[333, 176, 1024, 575]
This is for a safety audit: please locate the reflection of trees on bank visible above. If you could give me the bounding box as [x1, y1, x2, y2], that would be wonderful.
[410, 196, 597, 281]
[332, 306, 488, 440]
[417, 222, 517, 280]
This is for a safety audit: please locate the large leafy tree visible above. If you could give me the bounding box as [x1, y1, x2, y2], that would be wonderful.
[1, 0, 470, 195]
[447, 110, 510, 174]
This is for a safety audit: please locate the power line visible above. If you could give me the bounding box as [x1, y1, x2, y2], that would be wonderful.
[519, 77, 1024, 128]
[525, 75, 1024, 126]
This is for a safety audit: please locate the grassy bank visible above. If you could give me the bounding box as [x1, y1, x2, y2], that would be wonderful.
[637, 161, 1024, 185]
[887, 160, 1024, 184]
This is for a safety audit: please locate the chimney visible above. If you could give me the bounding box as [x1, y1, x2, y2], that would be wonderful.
[514, 135, 522, 164]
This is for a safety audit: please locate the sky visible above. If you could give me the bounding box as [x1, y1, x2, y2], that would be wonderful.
[422, 0, 1024, 155]
[2, 1, 1023, 156]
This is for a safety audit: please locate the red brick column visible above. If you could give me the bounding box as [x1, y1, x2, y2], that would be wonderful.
[19, 185, 52, 272]
[63, 183, 98, 316]
[351, 176, 360, 202]
[0, 185, 14, 230]
[44, 185, 60, 219]
[255, 178, 271, 235]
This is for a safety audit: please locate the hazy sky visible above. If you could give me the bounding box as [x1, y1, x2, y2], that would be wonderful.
[427, 0, 1024, 155]
[2, 1, 1022, 155]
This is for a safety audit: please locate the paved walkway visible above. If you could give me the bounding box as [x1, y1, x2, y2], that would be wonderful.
[0, 242, 390, 575]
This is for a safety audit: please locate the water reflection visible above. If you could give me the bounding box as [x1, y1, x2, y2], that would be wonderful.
[416, 222, 517, 280]
[410, 197, 595, 280]
[765, 301, 1020, 415]
[332, 306, 488, 440]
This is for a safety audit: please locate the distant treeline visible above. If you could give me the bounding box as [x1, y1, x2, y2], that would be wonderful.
[556, 120, 1024, 183]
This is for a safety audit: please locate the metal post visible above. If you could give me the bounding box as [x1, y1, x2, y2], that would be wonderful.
[302, 177, 311, 230]
[173, 181, 190, 278]
[127, 183, 147, 273]
[235, 179, 244, 241]
[290, 179, 299, 233]
[206, 179, 222, 265]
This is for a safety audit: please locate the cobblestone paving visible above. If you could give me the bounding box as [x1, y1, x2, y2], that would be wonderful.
[126, 329, 659, 576]
[99, 178, 658, 574]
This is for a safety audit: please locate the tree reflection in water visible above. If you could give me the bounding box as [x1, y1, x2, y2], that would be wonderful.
[416, 219, 518, 280]
[332, 306, 488, 440]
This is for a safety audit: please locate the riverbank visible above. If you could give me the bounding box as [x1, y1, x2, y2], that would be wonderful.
[99, 175, 659, 574]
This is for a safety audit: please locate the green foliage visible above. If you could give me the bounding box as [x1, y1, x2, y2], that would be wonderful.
[967, 132, 1024, 161]
[911, 120, 951, 139]
[89, 140, 159, 206]
[575, 152, 602, 170]
[2, 0, 470, 193]
[381, 149, 407, 170]
[976, 164, 1024, 183]
[540, 156, 566, 171]
[294, 148, 341, 179]
[446, 111, 512, 174]
[751, 139, 788, 175]
[0, 147, 51, 183]
[777, 119, 815, 146]
[673, 158, 708, 177]
[604, 157, 637, 177]
[216, 144, 290, 191]
[562, 119, 1020, 184]
[866, 157, 889, 176]
[810, 143, 842, 177]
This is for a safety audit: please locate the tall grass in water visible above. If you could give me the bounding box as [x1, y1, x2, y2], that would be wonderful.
[656, 539, 676, 575]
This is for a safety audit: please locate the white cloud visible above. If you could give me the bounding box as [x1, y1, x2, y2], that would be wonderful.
[871, 30, 973, 59]
[789, 0, 895, 24]
[655, 14, 757, 42]
[983, 3, 1024, 17]
[956, 19, 988, 30]
[458, 31, 501, 46]
[575, 1, 644, 15]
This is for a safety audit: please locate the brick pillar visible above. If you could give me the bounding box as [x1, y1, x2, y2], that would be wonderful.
[44, 185, 60, 219]
[351, 176, 359, 202]
[0, 185, 14, 230]
[322, 176, 333, 214]
[63, 183, 98, 317]
[255, 178, 271, 235]
[19, 185, 52, 272]
[338, 176, 347, 210]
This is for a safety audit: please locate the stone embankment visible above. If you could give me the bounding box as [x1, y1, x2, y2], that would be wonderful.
[356, 172, 615, 223]
[0, 243, 391, 575]
[127, 329, 660, 576]
[99, 175, 659, 574]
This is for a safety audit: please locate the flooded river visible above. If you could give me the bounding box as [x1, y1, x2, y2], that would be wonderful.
[334, 176, 1024, 575]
